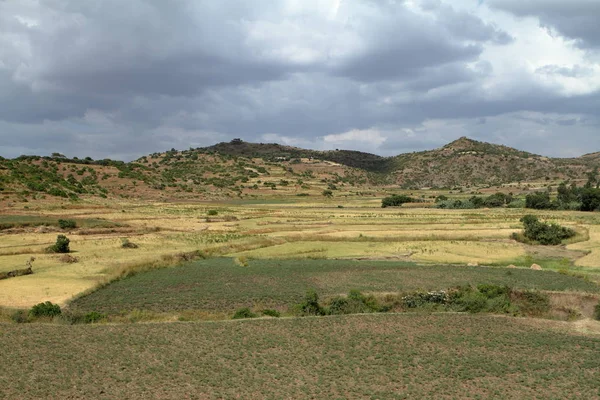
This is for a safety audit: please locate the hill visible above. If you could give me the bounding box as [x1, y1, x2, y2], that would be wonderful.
[0, 137, 598, 203]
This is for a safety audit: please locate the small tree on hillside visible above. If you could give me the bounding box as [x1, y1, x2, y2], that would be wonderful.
[47, 235, 70, 253]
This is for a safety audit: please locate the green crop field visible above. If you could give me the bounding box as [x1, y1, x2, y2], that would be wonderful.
[1, 314, 599, 399]
[70, 258, 600, 316]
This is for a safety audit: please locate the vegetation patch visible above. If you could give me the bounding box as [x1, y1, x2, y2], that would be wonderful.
[1, 314, 600, 399]
[45, 235, 71, 253]
[512, 215, 576, 245]
[69, 259, 599, 316]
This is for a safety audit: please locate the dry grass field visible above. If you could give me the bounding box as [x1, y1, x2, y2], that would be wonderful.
[1, 198, 600, 308]
[1, 192, 600, 399]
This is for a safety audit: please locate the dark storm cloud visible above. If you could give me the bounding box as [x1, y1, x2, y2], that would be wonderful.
[488, 0, 600, 49]
[0, 0, 598, 160]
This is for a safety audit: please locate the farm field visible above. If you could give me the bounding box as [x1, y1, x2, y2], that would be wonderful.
[70, 258, 600, 317]
[2, 199, 600, 308]
[1, 313, 599, 399]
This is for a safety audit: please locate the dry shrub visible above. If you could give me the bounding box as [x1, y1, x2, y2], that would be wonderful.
[121, 238, 139, 249]
[234, 256, 249, 267]
[59, 254, 79, 263]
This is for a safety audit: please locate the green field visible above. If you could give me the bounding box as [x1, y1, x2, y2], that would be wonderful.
[70, 258, 600, 316]
[1, 314, 598, 399]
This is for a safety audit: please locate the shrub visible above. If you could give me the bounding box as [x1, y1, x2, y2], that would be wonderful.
[261, 309, 281, 318]
[84, 311, 106, 324]
[454, 291, 488, 313]
[525, 192, 555, 210]
[29, 301, 62, 318]
[477, 284, 510, 299]
[121, 238, 139, 249]
[11, 310, 29, 323]
[296, 289, 325, 316]
[58, 219, 76, 229]
[594, 301, 600, 321]
[58, 254, 78, 263]
[46, 235, 70, 253]
[232, 307, 257, 319]
[517, 215, 576, 245]
[234, 256, 249, 267]
[327, 290, 384, 315]
[402, 290, 449, 308]
[381, 195, 413, 208]
[207, 209, 219, 216]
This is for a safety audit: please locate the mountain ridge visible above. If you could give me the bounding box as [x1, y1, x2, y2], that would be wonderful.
[1, 136, 598, 202]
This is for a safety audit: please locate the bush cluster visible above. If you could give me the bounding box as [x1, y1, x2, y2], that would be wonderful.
[29, 301, 62, 318]
[515, 215, 576, 245]
[436, 192, 513, 209]
[291, 286, 551, 318]
[526, 183, 600, 212]
[46, 235, 70, 253]
[58, 219, 77, 229]
[232, 307, 257, 319]
[381, 195, 414, 208]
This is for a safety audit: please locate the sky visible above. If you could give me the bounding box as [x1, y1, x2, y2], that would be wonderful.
[0, 0, 599, 160]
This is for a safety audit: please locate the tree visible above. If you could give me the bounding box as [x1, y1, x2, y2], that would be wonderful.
[519, 215, 575, 245]
[47, 235, 70, 253]
[580, 188, 600, 212]
[322, 189, 333, 198]
[381, 195, 414, 208]
[525, 192, 555, 210]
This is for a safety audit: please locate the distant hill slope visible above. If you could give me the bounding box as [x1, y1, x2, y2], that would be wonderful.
[203, 140, 392, 172]
[1, 137, 598, 203]
[201, 137, 598, 188]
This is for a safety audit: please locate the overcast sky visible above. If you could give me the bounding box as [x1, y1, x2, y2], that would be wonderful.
[1, 0, 599, 160]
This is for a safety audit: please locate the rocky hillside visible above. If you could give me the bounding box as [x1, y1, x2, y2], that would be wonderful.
[388, 137, 594, 188]
[200, 137, 598, 189]
[0, 137, 598, 204]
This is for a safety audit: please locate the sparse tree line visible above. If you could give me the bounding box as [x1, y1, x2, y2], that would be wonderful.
[525, 182, 600, 212]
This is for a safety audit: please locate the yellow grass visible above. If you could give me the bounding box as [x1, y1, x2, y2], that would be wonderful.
[0, 200, 597, 308]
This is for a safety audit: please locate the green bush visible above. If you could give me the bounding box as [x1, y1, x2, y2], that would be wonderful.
[327, 290, 384, 315]
[453, 291, 488, 313]
[29, 301, 62, 318]
[517, 215, 575, 245]
[477, 284, 510, 299]
[232, 307, 257, 319]
[381, 195, 413, 208]
[296, 289, 325, 316]
[261, 309, 281, 318]
[402, 290, 449, 308]
[525, 192, 555, 210]
[207, 209, 219, 216]
[46, 235, 70, 253]
[58, 219, 77, 229]
[84, 311, 106, 324]
[594, 301, 600, 321]
[11, 310, 29, 323]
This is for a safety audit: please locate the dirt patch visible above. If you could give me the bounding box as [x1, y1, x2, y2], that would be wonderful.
[524, 244, 589, 263]
[548, 291, 600, 320]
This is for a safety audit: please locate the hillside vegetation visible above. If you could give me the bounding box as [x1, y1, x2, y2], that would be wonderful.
[1, 137, 599, 204]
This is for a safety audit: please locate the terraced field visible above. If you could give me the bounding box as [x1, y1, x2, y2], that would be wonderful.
[70, 258, 600, 317]
[1, 314, 599, 399]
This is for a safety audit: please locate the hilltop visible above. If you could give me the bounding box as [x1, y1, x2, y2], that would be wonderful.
[0, 137, 598, 204]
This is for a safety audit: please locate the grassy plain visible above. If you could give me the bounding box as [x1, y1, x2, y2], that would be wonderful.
[1, 314, 599, 399]
[1, 199, 600, 308]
